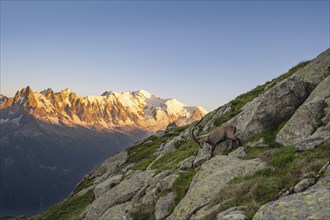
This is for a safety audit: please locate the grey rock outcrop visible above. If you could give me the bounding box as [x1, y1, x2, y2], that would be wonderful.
[193, 144, 212, 168]
[94, 174, 122, 198]
[217, 206, 248, 220]
[228, 146, 246, 158]
[231, 76, 309, 140]
[160, 135, 185, 155]
[81, 170, 155, 220]
[98, 202, 133, 220]
[276, 75, 330, 149]
[179, 156, 195, 170]
[141, 172, 178, 205]
[92, 151, 128, 184]
[293, 178, 316, 193]
[203, 104, 233, 132]
[167, 156, 266, 220]
[230, 49, 330, 141]
[253, 188, 330, 220]
[157, 173, 179, 192]
[190, 203, 223, 220]
[155, 192, 175, 220]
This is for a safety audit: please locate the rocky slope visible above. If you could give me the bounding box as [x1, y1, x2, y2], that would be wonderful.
[34, 48, 329, 220]
[0, 89, 206, 217]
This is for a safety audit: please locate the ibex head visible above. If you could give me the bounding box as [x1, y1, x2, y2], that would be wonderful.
[190, 127, 207, 148]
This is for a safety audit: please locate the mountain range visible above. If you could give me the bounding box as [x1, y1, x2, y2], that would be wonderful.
[0, 88, 206, 133]
[0, 88, 206, 217]
[31, 48, 329, 220]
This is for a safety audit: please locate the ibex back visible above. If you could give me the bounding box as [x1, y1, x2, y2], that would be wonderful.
[190, 124, 239, 156]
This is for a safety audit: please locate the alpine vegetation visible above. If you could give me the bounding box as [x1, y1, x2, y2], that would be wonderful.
[33, 48, 330, 220]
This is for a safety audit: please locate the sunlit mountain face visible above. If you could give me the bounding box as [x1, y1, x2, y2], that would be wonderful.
[0, 87, 207, 217]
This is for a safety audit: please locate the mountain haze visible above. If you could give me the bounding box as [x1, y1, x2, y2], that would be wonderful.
[33, 49, 330, 220]
[0, 88, 206, 217]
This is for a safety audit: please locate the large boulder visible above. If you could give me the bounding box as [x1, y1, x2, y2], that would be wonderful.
[228, 146, 246, 158]
[160, 135, 185, 155]
[179, 156, 195, 170]
[94, 174, 122, 198]
[253, 188, 330, 220]
[276, 76, 330, 149]
[190, 203, 223, 220]
[230, 49, 330, 141]
[155, 192, 175, 220]
[217, 206, 248, 220]
[99, 202, 133, 220]
[193, 143, 212, 168]
[81, 170, 155, 220]
[142, 172, 179, 205]
[167, 156, 266, 220]
[92, 151, 128, 184]
[204, 104, 232, 132]
[70, 151, 128, 198]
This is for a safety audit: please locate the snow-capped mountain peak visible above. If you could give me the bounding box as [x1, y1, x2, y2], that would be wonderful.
[1, 87, 207, 132]
[135, 89, 152, 99]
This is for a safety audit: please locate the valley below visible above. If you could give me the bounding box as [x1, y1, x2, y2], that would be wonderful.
[0, 89, 206, 217]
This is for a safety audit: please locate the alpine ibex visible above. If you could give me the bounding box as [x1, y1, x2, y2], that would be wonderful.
[190, 124, 239, 156]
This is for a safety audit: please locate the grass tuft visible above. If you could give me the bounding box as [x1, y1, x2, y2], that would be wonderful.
[209, 144, 329, 219]
[171, 170, 198, 206]
[71, 177, 94, 196]
[270, 147, 296, 169]
[33, 190, 95, 220]
[151, 140, 199, 172]
[124, 126, 187, 171]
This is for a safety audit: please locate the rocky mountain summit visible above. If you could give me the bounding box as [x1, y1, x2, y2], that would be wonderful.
[34, 48, 330, 220]
[0, 89, 206, 217]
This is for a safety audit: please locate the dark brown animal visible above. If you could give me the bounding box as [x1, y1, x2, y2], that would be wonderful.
[190, 124, 239, 156]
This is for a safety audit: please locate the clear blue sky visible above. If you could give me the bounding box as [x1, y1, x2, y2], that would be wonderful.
[1, 1, 329, 111]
